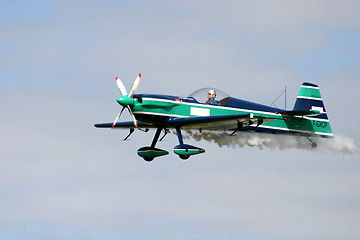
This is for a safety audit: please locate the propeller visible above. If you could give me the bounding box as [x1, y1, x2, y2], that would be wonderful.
[129, 73, 141, 98]
[112, 73, 141, 128]
[116, 77, 127, 96]
[112, 106, 125, 127]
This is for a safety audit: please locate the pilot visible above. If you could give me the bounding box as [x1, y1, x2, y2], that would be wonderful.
[205, 89, 219, 105]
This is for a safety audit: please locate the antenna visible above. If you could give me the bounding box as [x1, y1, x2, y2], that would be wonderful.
[285, 85, 287, 110]
[270, 85, 287, 111]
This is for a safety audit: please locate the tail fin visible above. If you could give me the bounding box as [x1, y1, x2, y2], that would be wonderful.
[292, 82, 333, 137]
[293, 82, 327, 118]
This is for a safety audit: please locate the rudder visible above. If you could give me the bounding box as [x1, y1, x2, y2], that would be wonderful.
[293, 82, 333, 137]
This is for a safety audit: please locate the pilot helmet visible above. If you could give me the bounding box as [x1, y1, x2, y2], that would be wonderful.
[208, 89, 216, 99]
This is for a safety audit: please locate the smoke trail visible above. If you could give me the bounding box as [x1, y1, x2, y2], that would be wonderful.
[319, 135, 360, 154]
[180, 130, 360, 154]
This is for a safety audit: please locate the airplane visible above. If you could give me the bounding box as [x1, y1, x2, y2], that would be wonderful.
[95, 73, 333, 161]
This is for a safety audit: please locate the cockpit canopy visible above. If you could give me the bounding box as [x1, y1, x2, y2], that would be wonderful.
[188, 88, 231, 106]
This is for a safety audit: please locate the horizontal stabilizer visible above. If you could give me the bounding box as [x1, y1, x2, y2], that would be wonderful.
[94, 121, 154, 128]
[278, 110, 323, 117]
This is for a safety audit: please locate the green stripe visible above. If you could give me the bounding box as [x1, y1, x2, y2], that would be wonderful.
[298, 87, 322, 99]
[261, 118, 332, 135]
[137, 150, 169, 158]
[173, 149, 205, 156]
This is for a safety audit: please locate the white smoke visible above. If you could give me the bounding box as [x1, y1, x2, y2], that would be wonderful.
[319, 134, 360, 154]
[179, 130, 360, 154]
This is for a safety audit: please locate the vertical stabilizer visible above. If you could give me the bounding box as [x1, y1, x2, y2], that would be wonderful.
[293, 82, 333, 137]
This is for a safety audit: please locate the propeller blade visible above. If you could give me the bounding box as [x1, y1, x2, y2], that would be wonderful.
[112, 107, 126, 127]
[115, 77, 128, 96]
[127, 106, 138, 128]
[128, 73, 141, 98]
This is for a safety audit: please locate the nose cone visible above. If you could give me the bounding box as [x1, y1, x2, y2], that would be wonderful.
[116, 95, 134, 107]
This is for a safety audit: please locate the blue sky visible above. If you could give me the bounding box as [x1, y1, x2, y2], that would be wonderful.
[1, 1, 360, 240]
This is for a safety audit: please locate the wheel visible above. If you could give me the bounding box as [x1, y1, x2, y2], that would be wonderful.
[311, 142, 317, 148]
[143, 156, 154, 162]
[179, 154, 190, 160]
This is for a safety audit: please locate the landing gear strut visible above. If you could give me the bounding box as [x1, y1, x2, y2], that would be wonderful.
[173, 127, 205, 160]
[137, 128, 169, 161]
[137, 127, 205, 161]
[307, 136, 317, 148]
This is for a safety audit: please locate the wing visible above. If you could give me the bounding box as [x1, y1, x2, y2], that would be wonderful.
[95, 114, 276, 131]
[94, 121, 155, 128]
[167, 113, 273, 130]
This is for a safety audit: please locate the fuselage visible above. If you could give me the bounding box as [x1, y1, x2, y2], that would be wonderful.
[131, 93, 333, 137]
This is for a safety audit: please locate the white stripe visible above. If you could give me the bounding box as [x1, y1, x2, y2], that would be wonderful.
[311, 106, 324, 113]
[303, 116, 329, 122]
[301, 85, 319, 90]
[281, 114, 329, 122]
[297, 96, 322, 101]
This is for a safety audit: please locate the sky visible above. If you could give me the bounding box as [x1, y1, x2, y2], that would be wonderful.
[1, 0, 360, 239]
